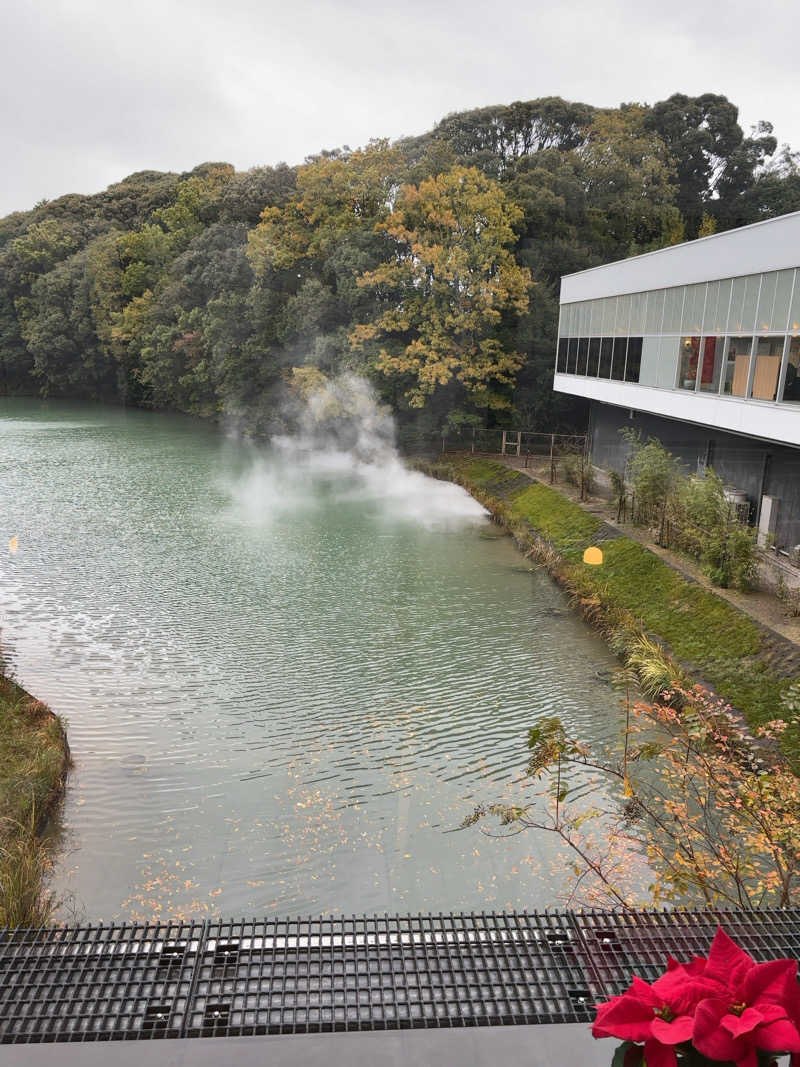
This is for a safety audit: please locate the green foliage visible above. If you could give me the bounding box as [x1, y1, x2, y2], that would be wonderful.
[0, 90, 792, 427]
[645, 92, 777, 236]
[703, 524, 759, 592]
[352, 166, 532, 409]
[776, 576, 800, 618]
[618, 431, 758, 593]
[510, 482, 601, 548]
[672, 468, 758, 591]
[621, 428, 681, 514]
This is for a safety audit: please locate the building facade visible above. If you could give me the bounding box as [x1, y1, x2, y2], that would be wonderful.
[553, 210, 800, 554]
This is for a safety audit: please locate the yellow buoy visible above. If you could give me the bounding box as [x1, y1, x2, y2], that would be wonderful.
[9, 536, 18, 554]
[583, 546, 603, 566]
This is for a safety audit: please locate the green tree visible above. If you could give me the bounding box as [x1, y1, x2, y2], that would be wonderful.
[352, 166, 532, 409]
[579, 105, 684, 255]
[645, 93, 776, 235]
[247, 141, 404, 276]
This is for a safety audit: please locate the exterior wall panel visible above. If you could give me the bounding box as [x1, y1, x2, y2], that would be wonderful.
[553, 374, 800, 448]
[562, 211, 800, 303]
[589, 403, 800, 551]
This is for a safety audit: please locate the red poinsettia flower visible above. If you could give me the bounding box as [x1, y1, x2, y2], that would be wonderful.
[691, 927, 800, 1067]
[594, 926, 800, 1067]
[593, 960, 728, 1067]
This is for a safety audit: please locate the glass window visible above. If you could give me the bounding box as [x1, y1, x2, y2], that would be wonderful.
[781, 337, 800, 404]
[712, 278, 732, 334]
[556, 338, 568, 373]
[662, 285, 685, 332]
[727, 276, 748, 332]
[563, 304, 575, 337]
[702, 280, 720, 335]
[615, 294, 631, 336]
[598, 338, 613, 378]
[681, 283, 706, 333]
[578, 302, 591, 336]
[600, 297, 617, 335]
[751, 336, 784, 401]
[588, 298, 601, 335]
[645, 289, 665, 333]
[789, 274, 800, 333]
[698, 337, 724, 393]
[773, 269, 794, 331]
[756, 272, 778, 332]
[629, 292, 646, 335]
[625, 338, 642, 383]
[740, 274, 760, 332]
[660, 337, 682, 389]
[678, 336, 701, 390]
[611, 338, 627, 380]
[639, 337, 662, 386]
[567, 341, 580, 379]
[587, 337, 601, 376]
[577, 338, 590, 376]
[722, 336, 753, 397]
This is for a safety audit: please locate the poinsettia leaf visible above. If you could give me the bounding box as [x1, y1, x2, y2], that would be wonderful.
[610, 1041, 642, 1067]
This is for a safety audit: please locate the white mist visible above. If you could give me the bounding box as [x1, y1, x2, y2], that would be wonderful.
[224, 374, 488, 529]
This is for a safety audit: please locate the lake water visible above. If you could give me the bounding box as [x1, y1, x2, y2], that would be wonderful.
[0, 398, 630, 921]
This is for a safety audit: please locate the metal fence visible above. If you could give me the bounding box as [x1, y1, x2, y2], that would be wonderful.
[439, 428, 587, 463]
[3, 909, 800, 1043]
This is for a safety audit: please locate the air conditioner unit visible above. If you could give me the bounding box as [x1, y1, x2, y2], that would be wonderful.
[723, 488, 751, 525]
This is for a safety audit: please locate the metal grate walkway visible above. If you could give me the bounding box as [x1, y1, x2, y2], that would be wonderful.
[1, 909, 799, 1044]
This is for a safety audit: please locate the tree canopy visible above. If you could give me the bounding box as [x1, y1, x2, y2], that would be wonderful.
[1, 91, 796, 436]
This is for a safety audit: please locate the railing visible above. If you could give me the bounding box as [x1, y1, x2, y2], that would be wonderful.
[436, 429, 590, 495]
[438, 428, 587, 463]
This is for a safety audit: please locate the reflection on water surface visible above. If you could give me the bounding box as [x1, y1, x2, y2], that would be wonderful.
[0, 400, 629, 920]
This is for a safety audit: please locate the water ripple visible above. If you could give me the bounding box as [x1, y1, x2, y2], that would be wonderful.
[0, 400, 637, 921]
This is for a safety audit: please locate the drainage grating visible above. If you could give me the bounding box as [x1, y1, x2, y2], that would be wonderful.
[184, 912, 604, 1037]
[1, 911, 799, 1044]
[572, 909, 800, 995]
[0, 921, 203, 1043]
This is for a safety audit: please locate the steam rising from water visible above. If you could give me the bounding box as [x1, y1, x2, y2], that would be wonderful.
[226, 374, 488, 529]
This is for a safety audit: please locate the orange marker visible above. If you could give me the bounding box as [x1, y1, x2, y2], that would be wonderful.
[583, 546, 603, 565]
[8, 536, 18, 554]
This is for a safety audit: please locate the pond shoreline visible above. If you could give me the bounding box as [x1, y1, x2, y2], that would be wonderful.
[417, 455, 800, 767]
[0, 670, 71, 925]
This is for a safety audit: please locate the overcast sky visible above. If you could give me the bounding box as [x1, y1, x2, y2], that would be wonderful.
[3, 0, 798, 218]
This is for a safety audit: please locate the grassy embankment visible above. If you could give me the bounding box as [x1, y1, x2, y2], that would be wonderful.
[423, 456, 800, 764]
[0, 672, 70, 926]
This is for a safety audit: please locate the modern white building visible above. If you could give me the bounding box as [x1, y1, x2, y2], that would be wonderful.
[554, 210, 800, 551]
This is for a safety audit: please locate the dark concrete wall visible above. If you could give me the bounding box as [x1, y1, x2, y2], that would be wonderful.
[588, 402, 800, 551]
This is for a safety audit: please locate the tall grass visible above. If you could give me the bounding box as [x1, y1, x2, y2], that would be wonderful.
[0, 675, 68, 927]
[0, 816, 57, 928]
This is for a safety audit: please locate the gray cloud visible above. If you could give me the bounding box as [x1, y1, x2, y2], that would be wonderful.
[2, 0, 797, 216]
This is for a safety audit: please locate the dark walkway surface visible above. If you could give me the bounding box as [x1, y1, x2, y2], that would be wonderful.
[1, 909, 799, 1059]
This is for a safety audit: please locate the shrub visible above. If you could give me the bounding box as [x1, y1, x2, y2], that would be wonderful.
[776, 576, 800, 618]
[469, 684, 800, 909]
[622, 428, 681, 523]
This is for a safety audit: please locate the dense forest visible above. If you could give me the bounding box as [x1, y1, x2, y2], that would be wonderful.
[2, 92, 799, 440]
